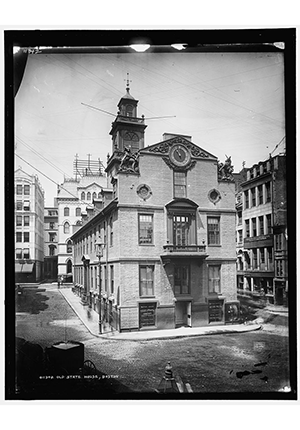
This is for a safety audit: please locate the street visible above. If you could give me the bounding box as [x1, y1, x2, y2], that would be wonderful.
[14, 283, 291, 399]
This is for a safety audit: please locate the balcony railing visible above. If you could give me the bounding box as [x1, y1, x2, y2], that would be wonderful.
[163, 244, 206, 253]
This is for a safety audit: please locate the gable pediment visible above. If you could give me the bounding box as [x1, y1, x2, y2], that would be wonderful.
[78, 182, 103, 191]
[141, 136, 217, 160]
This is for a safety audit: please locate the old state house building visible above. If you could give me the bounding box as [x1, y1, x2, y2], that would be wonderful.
[71, 84, 238, 332]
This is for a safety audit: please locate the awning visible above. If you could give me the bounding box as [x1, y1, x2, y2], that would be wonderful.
[22, 263, 34, 273]
[15, 263, 23, 273]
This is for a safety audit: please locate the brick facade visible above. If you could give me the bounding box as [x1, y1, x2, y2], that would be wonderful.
[71, 87, 238, 332]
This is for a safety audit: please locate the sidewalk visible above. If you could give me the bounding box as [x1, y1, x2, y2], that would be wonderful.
[59, 286, 262, 341]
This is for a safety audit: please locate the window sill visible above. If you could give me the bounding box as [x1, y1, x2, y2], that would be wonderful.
[207, 244, 221, 247]
[138, 243, 155, 246]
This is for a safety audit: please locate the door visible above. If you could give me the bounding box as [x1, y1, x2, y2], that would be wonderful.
[175, 302, 191, 327]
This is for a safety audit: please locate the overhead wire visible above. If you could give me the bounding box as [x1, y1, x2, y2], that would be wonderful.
[15, 153, 96, 209]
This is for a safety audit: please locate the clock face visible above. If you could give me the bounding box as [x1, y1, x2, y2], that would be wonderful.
[170, 144, 191, 167]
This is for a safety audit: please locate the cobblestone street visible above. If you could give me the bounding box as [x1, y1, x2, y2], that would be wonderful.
[15, 283, 292, 399]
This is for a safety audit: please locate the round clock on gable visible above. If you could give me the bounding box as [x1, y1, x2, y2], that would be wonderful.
[169, 144, 191, 167]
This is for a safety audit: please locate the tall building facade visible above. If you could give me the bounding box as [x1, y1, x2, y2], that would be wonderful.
[15, 168, 44, 283]
[44, 204, 59, 280]
[56, 161, 106, 280]
[71, 85, 238, 332]
[235, 155, 287, 305]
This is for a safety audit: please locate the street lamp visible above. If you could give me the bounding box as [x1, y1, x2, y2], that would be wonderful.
[95, 238, 105, 334]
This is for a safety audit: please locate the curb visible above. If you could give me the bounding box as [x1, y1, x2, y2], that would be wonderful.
[60, 288, 263, 341]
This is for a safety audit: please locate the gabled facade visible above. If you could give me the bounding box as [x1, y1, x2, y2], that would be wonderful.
[15, 168, 44, 283]
[71, 85, 238, 332]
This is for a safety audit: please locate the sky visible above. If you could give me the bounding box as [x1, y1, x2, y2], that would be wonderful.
[15, 49, 286, 206]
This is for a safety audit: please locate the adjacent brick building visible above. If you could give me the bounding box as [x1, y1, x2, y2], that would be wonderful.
[15, 167, 44, 283]
[71, 84, 238, 332]
[235, 154, 287, 305]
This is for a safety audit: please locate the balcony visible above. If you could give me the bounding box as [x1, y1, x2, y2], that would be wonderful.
[161, 244, 207, 263]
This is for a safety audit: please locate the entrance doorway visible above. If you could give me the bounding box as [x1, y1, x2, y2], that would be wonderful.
[175, 301, 191, 327]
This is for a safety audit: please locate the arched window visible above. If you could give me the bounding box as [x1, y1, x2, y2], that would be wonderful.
[124, 131, 139, 152]
[92, 192, 97, 200]
[66, 260, 72, 274]
[64, 207, 70, 217]
[49, 245, 56, 256]
[126, 104, 134, 117]
[76, 207, 81, 216]
[87, 192, 91, 201]
[81, 192, 85, 200]
[64, 222, 70, 234]
[98, 192, 101, 199]
[66, 240, 72, 253]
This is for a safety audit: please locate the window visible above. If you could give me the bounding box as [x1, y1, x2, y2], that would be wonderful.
[24, 185, 30, 195]
[49, 245, 56, 256]
[238, 230, 243, 243]
[23, 200, 30, 211]
[276, 260, 284, 277]
[67, 240, 72, 253]
[252, 218, 257, 237]
[81, 192, 85, 200]
[49, 221, 55, 229]
[98, 192, 101, 199]
[266, 214, 272, 234]
[110, 217, 113, 246]
[23, 248, 30, 259]
[244, 191, 249, 209]
[174, 215, 190, 246]
[259, 216, 264, 236]
[87, 192, 91, 201]
[23, 232, 29, 242]
[265, 182, 271, 202]
[260, 248, 265, 265]
[207, 217, 220, 245]
[16, 248, 22, 259]
[267, 247, 273, 266]
[174, 171, 187, 198]
[104, 265, 107, 292]
[16, 185, 22, 195]
[275, 234, 283, 250]
[49, 232, 56, 242]
[124, 131, 139, 152]
[64, 222, 70, 234]
[258, 185, 263, 204]
[251, 188, 256, 207]
[16, 232, 22, 242]
[16, 216, 22, 226]
[237, 211, 242, 225]
[245, 219, 250, 238]
[64, 207, 70, 217]
[174, 265, 190, 295]
[92, 192, 97, 200]
[139, 214, 153, 244]
[140, 265, 154, 296]
[110, 265, 114, 294]
[16, 201, 22, 210]
[76, 207, 81, 217]
[126, 104, 134, 117]
[208, 265, 221, 294]
[252, 249, 258, 269]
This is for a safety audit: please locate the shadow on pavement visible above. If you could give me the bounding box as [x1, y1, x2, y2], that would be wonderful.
[15, 285, 49, 314]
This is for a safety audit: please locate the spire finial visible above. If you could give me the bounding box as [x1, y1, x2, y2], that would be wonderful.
[125, 72, 132, 92]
